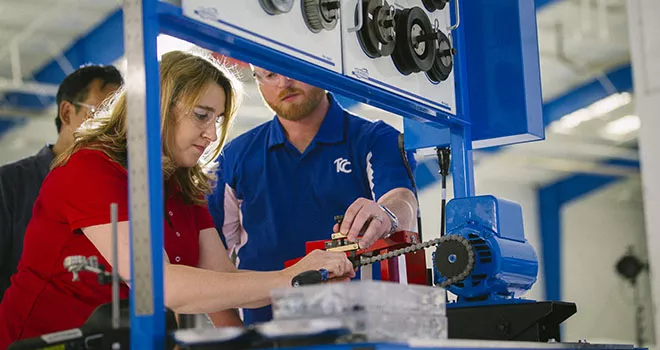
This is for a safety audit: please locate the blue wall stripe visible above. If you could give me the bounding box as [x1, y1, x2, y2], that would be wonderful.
[0, 117, 27, 138]
[538, 185, 562, 301]
[539, 171, 631, 301]
[603, 158, 640, 169]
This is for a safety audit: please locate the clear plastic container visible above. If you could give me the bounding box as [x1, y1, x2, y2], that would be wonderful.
[270, 281, 448, 342]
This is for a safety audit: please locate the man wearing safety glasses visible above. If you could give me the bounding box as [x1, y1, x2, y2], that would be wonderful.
[208, 66, 418, 325]
[0, 65, 123, 302]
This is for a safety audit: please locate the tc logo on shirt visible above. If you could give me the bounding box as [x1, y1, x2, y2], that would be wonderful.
[334, 158, 352, 174]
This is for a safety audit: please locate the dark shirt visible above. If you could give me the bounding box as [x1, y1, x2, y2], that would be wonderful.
[0, 145, 54, 301]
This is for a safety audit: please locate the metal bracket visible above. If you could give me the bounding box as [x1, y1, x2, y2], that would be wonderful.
[348, 0, 364, 32]
[448, 0, 460, 31]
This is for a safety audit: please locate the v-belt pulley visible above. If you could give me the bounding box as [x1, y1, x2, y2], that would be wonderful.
[356, 0, 397, 58]
[391, 6, 437, 75]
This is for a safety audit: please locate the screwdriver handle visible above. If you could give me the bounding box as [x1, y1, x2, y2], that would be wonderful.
[291, 268, 329, 287]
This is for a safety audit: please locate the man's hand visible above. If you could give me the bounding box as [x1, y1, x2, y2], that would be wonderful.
[333, 197, 393, 249]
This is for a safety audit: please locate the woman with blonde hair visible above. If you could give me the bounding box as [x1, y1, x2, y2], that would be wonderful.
[0, 51, 354, 348]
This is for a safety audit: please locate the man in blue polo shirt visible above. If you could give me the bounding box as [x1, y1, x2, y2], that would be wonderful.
[208, 67, 418, 325]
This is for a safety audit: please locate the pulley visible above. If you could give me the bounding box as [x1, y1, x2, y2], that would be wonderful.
[422, 0, 449, 12]
[390, 7, 436, 75]
[302, 0, 341, 33]
[259, 0, 295, 15]
[426, 29, 454, 83]
[356, 0, 397, 58]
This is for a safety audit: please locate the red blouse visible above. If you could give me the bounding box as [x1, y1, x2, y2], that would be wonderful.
[0, 149, 215, 348]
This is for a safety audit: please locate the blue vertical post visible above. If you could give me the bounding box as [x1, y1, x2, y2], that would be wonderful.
[124, 0, 165, 348]
[450, 0, 476, 198]
[450, 126, 476, 198]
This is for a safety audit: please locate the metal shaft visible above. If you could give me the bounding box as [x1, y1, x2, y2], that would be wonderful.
[111, 203, 120, 330]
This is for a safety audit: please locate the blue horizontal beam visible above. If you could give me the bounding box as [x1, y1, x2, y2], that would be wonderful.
[1, 8, 124, 111]
[542, 64, 633, 126]
[535, 0, 562, 10]
[157, 2, 467, 129]
[0, 117, 26, 136]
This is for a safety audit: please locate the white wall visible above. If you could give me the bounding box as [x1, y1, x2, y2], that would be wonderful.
[0, 114, 56, 166]
[628, 1, 660, 348]
[561, 177, 654, 345]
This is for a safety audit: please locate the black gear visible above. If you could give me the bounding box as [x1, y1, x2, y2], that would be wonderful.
[433, 235, 475, 287]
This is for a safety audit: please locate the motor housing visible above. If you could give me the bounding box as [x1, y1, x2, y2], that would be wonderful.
[433, 195, 538, 302]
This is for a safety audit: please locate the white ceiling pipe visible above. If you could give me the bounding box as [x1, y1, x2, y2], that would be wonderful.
[0, 78, 59, 95]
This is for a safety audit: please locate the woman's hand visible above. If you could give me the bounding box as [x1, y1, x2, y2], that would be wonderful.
[282, 249, 356, 283]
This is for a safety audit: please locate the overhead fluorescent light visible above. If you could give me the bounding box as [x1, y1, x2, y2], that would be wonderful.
[602, 115, 640, 138]
[549, 92, 633, 134]
[550, 108, 592, 132]
[587, 92, 632, 116]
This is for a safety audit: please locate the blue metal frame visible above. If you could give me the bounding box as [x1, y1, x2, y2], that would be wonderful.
[121, 0, 549, 344]
[128, 0, 165, 348]
[129, 1, 470, 344]
[157, 3, 467, 129]
[534, 0, 562, 10]
[449, 0, 476, 197]
[158, 0, 481, 210]
[462, 0, 544, 148]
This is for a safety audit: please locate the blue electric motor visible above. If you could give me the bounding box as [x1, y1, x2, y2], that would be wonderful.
[433, 195, 538, 302]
